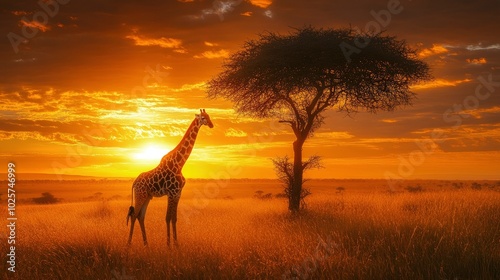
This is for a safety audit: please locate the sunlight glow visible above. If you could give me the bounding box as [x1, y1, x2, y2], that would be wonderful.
[132, 144, 171, 161]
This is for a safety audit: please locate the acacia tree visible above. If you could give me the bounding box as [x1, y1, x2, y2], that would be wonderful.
[207, 27, 431, 212]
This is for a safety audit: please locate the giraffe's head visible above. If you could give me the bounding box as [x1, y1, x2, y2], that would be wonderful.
[196, 109, 214, 128]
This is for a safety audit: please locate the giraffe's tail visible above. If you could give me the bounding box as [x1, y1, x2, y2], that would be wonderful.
[127, 184, 135, 226]
[126, 206, 135, 226]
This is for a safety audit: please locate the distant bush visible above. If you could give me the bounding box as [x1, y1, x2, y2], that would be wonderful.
[261, 193, 273, 199]
[405, 185, 424, 193]
[274, 193, 288, 199]
[471, 182, 482, 190]
[487, 183, 499, 191]
[32, 192, 61, 204]
[85, 192, 104, 200]
[254, 191, 273, 200]
[254, 190, 264, 198]
[336, 187, 346, 194]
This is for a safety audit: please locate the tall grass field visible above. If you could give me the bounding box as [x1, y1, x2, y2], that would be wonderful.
[1, 179, 499, 279]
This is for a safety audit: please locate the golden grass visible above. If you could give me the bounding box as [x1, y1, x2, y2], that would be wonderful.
[1, 180, 499, 279]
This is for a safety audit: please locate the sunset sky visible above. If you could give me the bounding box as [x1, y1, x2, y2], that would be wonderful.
[1, 0, 499, 180]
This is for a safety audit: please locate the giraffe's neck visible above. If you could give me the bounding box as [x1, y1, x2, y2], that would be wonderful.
[169, 117, 201, 169]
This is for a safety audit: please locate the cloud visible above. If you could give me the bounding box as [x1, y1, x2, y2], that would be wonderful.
[466, 44, 500, 51]
[194, 49, 230, 59]
[0, 118, 120, 145]
[466, 57, 487, 65]
[11, 11, 31, 16]
[125, 34, 185, 52]
[204, 41, 219, 47]
[381, 119, 398, 123]
[196, 42, 229, 59]
[200, 0, 244, 20]
[225, 128, 248, 137]
[315, 131, 354, 139]
[248, 0, 272, 8]
[170, 82, 207, 92]
[20, 19, 50, 32]
[459, 106, 500, 119]
[411, 78, 472, 90]
[418, 44, 448, 58]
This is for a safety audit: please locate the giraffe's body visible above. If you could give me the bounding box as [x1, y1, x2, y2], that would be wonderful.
[127, 109, 214, 246]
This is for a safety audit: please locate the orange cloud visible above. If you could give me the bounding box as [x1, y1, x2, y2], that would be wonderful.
[381, 119, 398, 123]
[170, 82, 206, 92]
[411, 78, 472, 90]
[466, 58, 487, 65]
[194, 49, 230, 59]
[204, 41, 218, 47]
[20, 20, 50, 32]
[11, 11, 30, 16]
[225, 128, 248, 137]
[248, 0, 273, 8]
[126, 34, 185, 52]
[461, 106, 500, 119]
[315, 131, 354, 139]
[418, 44, 448, 58]
[241, 11, 253, 17]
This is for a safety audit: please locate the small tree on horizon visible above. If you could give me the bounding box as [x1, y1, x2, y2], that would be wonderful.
[271, 155, 321, 209]
[207, 26, 431, 213]
[32, 192, 60, 204]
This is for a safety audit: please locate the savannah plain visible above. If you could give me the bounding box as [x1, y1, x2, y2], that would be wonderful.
[1, 178, 500, 279]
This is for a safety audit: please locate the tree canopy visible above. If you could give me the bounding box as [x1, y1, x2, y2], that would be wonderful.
[207, 26, 430, 139]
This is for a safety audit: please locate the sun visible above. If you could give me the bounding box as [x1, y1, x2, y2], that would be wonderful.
[132, 144, 171, 161]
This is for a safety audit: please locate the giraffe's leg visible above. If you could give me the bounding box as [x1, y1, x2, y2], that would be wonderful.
[166, 197, 180, 247]
[127, 192, 148, 246]
[172, 198, 179, 246]
[138, 198, 151, 246]
[127, 214, 137, 246]
[166, 199, 171, 247]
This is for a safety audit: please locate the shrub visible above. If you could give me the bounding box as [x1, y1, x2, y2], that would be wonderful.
[405, 185, 424, 193]
[254, 191, 273, 200]
[32, 192, 61, 204]
[471, 182, 482, 190]
[336, 187, 345, 194]
[274, 193, 288, 199]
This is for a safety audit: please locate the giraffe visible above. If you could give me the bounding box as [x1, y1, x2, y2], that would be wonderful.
[127, 109, 214, 246]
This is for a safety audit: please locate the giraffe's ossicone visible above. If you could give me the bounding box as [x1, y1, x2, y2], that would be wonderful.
[127, 109, 214, 246]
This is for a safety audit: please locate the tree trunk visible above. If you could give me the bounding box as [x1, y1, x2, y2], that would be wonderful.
[289, 139, 304, 212]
